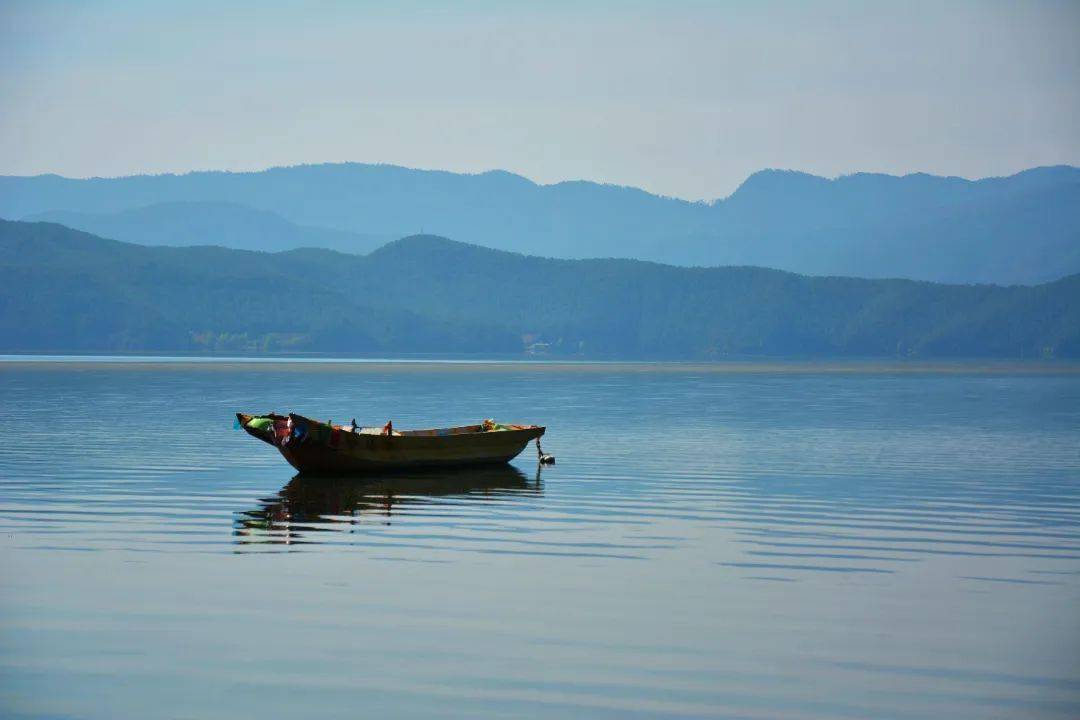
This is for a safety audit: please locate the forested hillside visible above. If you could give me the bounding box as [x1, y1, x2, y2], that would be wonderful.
[1, 220, 1077, 358]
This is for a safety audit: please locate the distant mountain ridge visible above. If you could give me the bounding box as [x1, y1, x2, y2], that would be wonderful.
[2, 219, 1076, 358]
[1, 163, 1077, 283]
[25, 202, 395, 254]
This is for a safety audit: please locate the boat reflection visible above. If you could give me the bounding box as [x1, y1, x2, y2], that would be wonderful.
[234, 463, 542, 546]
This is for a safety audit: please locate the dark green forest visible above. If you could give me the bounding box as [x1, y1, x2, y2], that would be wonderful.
[1, 220, 1077, 358]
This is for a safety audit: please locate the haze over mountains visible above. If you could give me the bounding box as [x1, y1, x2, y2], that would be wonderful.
[2, 163, 1078, 285]
[26, 202, 396, 255]
[3, 220, 1077, 359]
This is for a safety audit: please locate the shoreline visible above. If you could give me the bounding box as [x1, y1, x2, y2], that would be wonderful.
[1, 357, 1078, 374]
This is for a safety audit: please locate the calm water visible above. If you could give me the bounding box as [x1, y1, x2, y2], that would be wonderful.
[1, 362, 1079, 719]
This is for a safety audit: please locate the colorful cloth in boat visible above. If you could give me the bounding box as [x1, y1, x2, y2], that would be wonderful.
[291, 421, 309, 442]
[246, 417, 273, 432]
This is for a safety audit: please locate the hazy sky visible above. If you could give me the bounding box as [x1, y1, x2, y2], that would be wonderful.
[1, 0, 1077, 199]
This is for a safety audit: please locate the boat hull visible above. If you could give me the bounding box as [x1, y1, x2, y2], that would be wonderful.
[238, 412, 544, 475]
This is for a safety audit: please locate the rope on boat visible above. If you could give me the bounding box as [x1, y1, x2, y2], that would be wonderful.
[536, 438, 555, 465]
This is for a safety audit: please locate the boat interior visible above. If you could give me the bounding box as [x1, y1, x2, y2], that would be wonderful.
[239, 412, 537, 440]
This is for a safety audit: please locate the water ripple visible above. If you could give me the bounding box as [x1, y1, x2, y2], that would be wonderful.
[1, 365, 1079, 719]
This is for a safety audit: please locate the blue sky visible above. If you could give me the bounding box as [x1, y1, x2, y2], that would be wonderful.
[1, 0, 1077, 199]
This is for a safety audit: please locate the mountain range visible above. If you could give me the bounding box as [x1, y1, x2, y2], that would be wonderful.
[2, 163, 1078, 285]
[25, 202, 395, 255]
[2, 219, 1076, 359]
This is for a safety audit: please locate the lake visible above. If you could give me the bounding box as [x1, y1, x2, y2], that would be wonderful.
[1, 360, 1078, 719]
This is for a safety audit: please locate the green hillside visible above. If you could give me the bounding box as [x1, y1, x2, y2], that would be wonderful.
[1, 220, 1077, 358]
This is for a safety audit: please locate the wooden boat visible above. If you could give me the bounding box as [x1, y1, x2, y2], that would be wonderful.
[236, 412, 546, 474]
